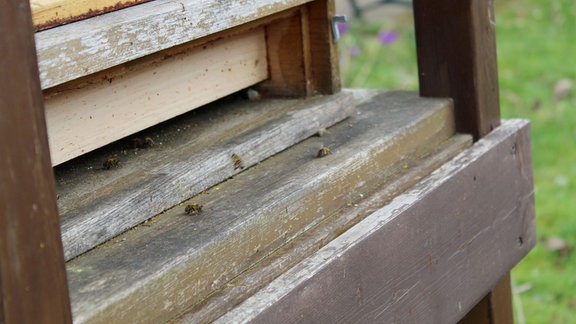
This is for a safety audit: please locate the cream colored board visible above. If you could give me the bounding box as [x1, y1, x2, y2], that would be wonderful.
[45, 28, 268, 166]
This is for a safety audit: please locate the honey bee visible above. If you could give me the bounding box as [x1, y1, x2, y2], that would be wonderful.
[144, 137, 154, 147]
[103, 154, 119, 169]
[185, 203, 203, 215]
[131, 136, 154, 149]
[231, 154, 244, 170]
[316, 128, 328, 137]
[317, 146, 331, 158]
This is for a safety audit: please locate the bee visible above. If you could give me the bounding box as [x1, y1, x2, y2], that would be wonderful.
[231, 153, 244, 170]
[131, 136, 154, 149]
[103, 154, 119, 169]
[185, 203, 203, 215]
[316, 128, 329, 137]
[317, 146, 331, 158]
[144, 137, 154, 147]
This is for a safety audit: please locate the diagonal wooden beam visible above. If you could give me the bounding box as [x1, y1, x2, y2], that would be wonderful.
[0, 1, 72, 322]
[413, 0, 501, 140]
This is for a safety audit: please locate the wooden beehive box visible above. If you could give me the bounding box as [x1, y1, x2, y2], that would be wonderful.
[35, 0, 342, 166]
[0, 0, 535, 323]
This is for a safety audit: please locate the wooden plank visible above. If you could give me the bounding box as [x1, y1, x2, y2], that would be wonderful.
[177, 133, 473, 323]
[35, 0, 314, 89]
[0, 1, 72, 322]
[217, 119, 535, 323]
[66, 91, 456, 323]
[57, 92, 355, 261]
[413, 0, 501, 140]
[31, 0, 152, 31]
[44, 27, 268, 166]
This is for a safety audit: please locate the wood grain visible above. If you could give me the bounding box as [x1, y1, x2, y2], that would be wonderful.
[178, 133, 473, 323]
[35, 0, 313, 89]
[57, 92, 355, 261]
[257, 0, 340, 97]
[66, 91, 456, 323]
[31, 0, 152, 31]
[414, 0, 501, 140]
[258, 12, 308, 96]
[217, 119, 535, 323]
[44, 27, 268, 166]
[0, 1, 72, 322]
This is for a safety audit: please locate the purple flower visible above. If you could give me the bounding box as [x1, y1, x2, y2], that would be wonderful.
[348, 45, 361, 57]
[378, 30, 398, 45]
[337, 22, 349, 36]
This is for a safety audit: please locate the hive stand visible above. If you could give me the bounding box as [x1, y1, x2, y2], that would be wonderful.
[0, 0, 534, 323]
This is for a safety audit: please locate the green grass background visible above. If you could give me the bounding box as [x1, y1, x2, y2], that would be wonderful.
[339, 0, 575, 322]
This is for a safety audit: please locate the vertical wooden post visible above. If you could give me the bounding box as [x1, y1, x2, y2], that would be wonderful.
[258, 0, 340, 97]
[413, 1, 510, 322]
[458, 273, 514, 324]
[306, 0, 341, 95]
[413, 0, 501, 140]
[0, 0, 72, 323]
[489, 273, 515, 323]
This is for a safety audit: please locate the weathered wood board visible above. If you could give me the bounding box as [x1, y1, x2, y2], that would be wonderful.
[177, 134, 472, 323]
[57, 91, 355, 261]
[34, 0, 314, 89]
[217, 119, 535, 323]
[45, 27, 268, 166]
[66, 91, 457, 323]
[31, 0, 152, 31]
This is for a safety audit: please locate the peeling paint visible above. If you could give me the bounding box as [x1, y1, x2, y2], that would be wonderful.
[36, 0, 313, 89]
[33, 0, 154, 32]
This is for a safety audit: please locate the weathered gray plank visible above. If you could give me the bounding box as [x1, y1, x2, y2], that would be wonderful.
[35, 0, 313, 89]
[177, 133, 473, 323]
[66, 91, 456, 323]
[217, 119, 535, 323]
[57, 91, 354, 260]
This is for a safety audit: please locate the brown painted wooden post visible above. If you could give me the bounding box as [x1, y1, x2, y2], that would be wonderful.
[458, 273, 514, 324]
[0, 1, 72, 323]
[413, 0, 501, 140]
[413, 1, 511, 322]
